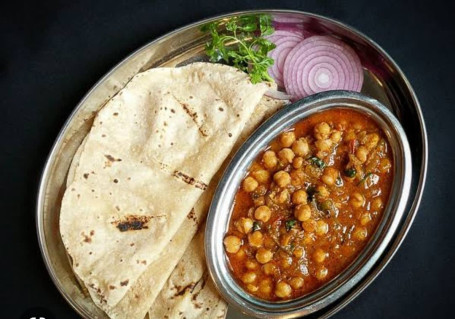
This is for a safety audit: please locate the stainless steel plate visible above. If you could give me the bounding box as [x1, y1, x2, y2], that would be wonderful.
[36, 10, 427, 319]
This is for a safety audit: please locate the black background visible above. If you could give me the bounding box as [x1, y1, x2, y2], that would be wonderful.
[1, 0, 455, 318]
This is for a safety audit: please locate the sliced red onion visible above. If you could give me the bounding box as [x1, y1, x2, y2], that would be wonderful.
[266, 32, 304, 88]
[283, 36, 363, 99]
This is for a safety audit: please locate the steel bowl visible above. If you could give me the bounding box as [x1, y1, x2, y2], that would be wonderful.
[205, 91, 412, 318]
[36, 9, 427, 319]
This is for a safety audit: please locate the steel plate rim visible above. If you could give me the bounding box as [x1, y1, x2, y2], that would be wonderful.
[35, 9, 428, 319]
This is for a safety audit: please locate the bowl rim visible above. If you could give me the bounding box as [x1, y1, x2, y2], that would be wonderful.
[205, 90, 413, 318]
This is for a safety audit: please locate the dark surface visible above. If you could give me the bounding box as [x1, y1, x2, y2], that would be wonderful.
[1, 0, 454, 318]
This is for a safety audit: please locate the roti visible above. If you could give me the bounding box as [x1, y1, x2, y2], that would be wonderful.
[60, 62, 268, 314]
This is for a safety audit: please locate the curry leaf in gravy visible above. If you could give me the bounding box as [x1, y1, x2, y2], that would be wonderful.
[309, 156, 326, 169]
[285, 219, 297, 232]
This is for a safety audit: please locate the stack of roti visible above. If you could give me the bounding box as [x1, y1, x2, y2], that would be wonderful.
[60, 62, 288, 319]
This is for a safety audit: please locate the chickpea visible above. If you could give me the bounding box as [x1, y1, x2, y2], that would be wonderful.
[315, 139, 333, 152]
[360, 213, 372, 226]
[302, 219, 317, 233]
[322, 167, 339, 186]
[316, 185, 330, 198]
[330, 130, 342, 143]
[256, 247, 273, 264]
[245, 260, 259, 270]
[236, 247, 246, 258]
[321, 174, 335, 186]
[237, 217, 253, 234]
[280, 131, 296, 147]
[353, 122, 363, 130]
[295, 204, 311, 222]
[379, 158, 392, 173]
[253, 196, 266, 207]
[292, 190, 308, 205]
[263, 262, 277, 275]
[254, 205, 271, 222]
[252, 169, 270, 184]
[353, 226, 368, 240]
[290, 277, 304, 289]
[290, 169, 305, 186]
[224, 235, 242, 254]
[275, 281, 292, 298]
[278, 148, 295, 164]
[313, 248, 327, 263]
[280, 255, 293, 269]
[371, 197, 383, 211]
[277, 189, 290, 204]
[303, 233, 315, 245]
[315, 220, 329, 236]
[248, 231, 264, 247]
[263, 235, 276, 249]
[292, 156, 304, 169]
[247, 284, 258, 292]
[293, 247, 305, 258]
[259, 279, 272, 294]
[345, 129, 356, 141]
[263, 150, 278, 169]
[315, 267, 328, 280]
[356, 146, 369, 163]
[314, 122, 331, 140]
[241, 271, 257, 284]
[350, 192, 365, 208]
[243, 176, 258, 192]
[364, 133, 380, 150]
[273, 170, 291, 187]
[292, 138, 310, 157]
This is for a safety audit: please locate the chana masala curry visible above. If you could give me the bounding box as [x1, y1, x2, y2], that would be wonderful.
[223, 109, 393, 301]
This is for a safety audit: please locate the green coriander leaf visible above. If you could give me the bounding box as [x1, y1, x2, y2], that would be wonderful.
[200, 14, 276, 83]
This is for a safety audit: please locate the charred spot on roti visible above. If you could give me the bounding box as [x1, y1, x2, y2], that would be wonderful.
[82, 231, 94, 243]
[218, 107, 224, 111]
[113, 112, 118, 116]
[228, 133, 232, 137]
[83, 173, 89, 179]
[105, 154, 122, 162]
[112, 215, 152, 232]
[173, 170, 208, 190]
[170, 108, 176, 113]
[173, 94, 209, 137]
[175, 282, 197, 297]
[101, 134, 106, 137]
[187, 208, 197, 223]
[113, 179, 118, 183]
[120, 280, 129, 286]
[109, 285, 116, 290]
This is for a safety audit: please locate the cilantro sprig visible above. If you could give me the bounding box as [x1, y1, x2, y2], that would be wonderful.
[200, 14, 276, 83]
